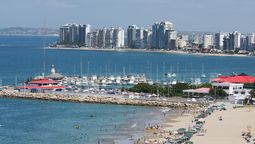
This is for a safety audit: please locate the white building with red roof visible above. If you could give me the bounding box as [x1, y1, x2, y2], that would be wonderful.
[17, 78, 65, 93]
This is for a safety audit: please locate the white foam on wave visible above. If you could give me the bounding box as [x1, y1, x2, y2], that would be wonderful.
[161, 107, 171, 113]
[131, 123, 137, 128]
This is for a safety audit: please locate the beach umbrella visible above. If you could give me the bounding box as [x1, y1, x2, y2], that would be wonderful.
[177, 128, 187, 133]
[196, 121, 204, 125]
[185, 141, 194, 144]
[198, 118, 205, 122]
[185, 131, 194, 137]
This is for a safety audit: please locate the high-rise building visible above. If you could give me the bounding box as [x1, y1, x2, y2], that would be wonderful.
[59, 23, 91, 46]
[152, 21, 174, 49]
[165, 30, 177, 49]
[98, 28, 107, 48]
[135, 28, 144, 48]
[69, 24, 79, 43]
[203, 34, 213, 49]
[246, 33, 255, 51]
[113, 28, 125, 48]
[215, 32, 227, 50]
[143, 29, 152, 48]
[92, 31, 99, 48]
[158, 21, 173, 49]
[87, 32, 93, 47]
[233, 31, 241, 50]
[59, 24, 70, 44]
[223, 31, 241, 51]
[83, 24, 91, 47]
[127, 25, 138, 48]
[105, 28, 114, 48]
[240, 35, 247, 50]
[152, 23, 160, 48]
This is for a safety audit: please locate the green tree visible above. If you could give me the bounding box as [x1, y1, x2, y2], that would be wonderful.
[209, 88, 227, 99]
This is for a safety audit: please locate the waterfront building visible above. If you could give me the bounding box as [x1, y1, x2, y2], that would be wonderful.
[113, 28, 125, 48]
[165, 29, 177, 49]
[87, 32, 93, 47]
[215, 32, 227, 50]
[152, 23, 160, 48]
[135, 28, 144, 48]
[246, 33, 255, 51]
[83, 24, 91, 46]
[158, 21, 174, 49]
[69, 24, 79, 44]
[59, 23, 91, 46]
[223, 31, 241, 51]
[223, 35, 230, 50]
[176, 37, 187, 49]
[203, 34, 213, 49]
[59, 25, 70, 44]
[17, 78, 65, 93]
[233, 31, 241, 50]
[240, 35, 248, 51]
[98, 28, 107, 48]
[105, 28, 114, 48]
[92, 31, 99, 48]
[127, 25, 138, 48]
[143, 29, 152, 48]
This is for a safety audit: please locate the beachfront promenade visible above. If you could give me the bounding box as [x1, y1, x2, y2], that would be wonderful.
[0, 90, 204, 108]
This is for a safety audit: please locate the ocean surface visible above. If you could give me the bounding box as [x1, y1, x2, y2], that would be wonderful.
[1, 36, 255, 143]
[0, 98, 167, 144]
[1, 36, 255, 85]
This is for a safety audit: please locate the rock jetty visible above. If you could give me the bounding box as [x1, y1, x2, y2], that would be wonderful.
[0, 90, 205, 108]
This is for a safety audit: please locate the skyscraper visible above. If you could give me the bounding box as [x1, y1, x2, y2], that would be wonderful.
[59, 24, 70, 44]
[105, 28, 114, 48]
[152, 23, 159, 48]
[158, 21, 173, 49]
[135, 28, 144, 48]
[143, 29, 152, 48]
[203, 34, 213, 49]
[165, 29, 177, 49]
[215, 32, 227, 50]
[127, 25, 138, 48]
[113, 28, 125, 48]
[98, 28, 107, 48]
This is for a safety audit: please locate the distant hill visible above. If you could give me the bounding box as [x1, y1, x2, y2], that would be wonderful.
[0, 27, 59, 36]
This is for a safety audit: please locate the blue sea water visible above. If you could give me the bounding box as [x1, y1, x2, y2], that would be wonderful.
[1, 36, 255, 85]
[0, 98, 166, 144]
[1, 36, 255, 143]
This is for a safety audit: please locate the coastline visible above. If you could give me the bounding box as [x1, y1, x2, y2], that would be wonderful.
[0, 90, 204, 108]
[136, 103, 255, 144]
[47, 47, 252, 57]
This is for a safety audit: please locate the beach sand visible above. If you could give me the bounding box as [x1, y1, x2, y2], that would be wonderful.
[192, 105, 255, 144]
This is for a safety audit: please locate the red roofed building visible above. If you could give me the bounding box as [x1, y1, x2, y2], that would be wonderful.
[211, 74, 255, 84]
[17, 78, 65, 93]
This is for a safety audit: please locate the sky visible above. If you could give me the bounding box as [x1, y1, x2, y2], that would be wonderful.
[0, 0, 254, 32]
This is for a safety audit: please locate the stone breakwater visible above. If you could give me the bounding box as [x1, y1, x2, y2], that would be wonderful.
[0, 90, 205, 108]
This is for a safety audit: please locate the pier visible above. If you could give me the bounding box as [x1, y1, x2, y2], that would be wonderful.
[0, 89, 205, 108]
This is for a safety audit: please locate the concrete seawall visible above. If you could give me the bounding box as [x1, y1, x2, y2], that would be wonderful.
[0, 90, 206, 108]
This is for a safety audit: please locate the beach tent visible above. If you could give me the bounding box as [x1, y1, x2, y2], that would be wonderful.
[198, 118, 205, 122]
[185, 141, 194, 144]
[177, 128, 187, 134]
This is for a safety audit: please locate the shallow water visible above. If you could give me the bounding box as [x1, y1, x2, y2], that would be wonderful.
[0, 98, 170, 144]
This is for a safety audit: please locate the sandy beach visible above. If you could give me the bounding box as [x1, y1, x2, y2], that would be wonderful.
[135, 103, 255, 144]
[191, 105, 255, 144]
